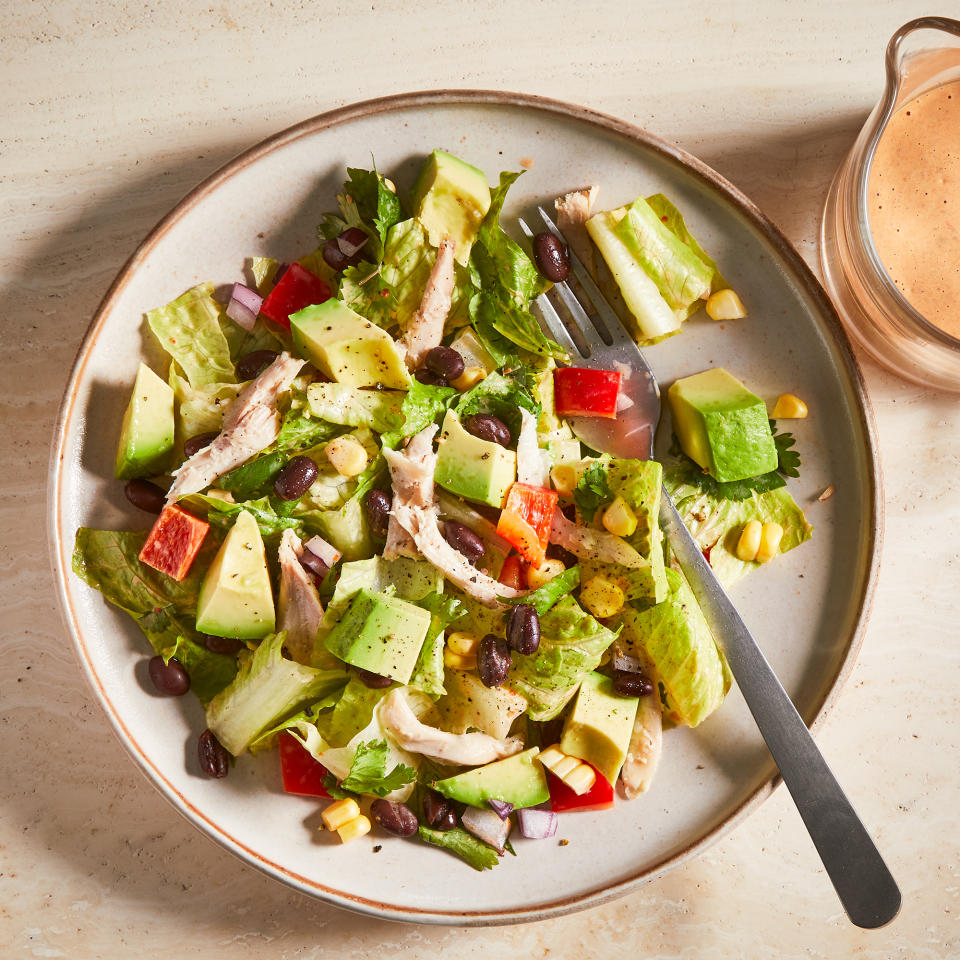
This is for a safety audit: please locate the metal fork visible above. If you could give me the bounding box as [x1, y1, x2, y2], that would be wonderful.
[520, 207, 901, 930]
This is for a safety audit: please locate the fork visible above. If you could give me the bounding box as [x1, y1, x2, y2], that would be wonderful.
[520, 206, 901, 929]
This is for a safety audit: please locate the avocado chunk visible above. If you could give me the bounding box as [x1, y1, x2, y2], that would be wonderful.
[324, 588, 431, 684]
[114, 362, 175, 480]
[433, 747, 549, 810]
[410, 150, 491, 265]
[434, 409, 516, 508]
[560, 671, 639, 786]
[290, 299, 410, 389]
[196, 510, 275, 639]
[667, 368, 777, 483]
[435, 670, 527, 739]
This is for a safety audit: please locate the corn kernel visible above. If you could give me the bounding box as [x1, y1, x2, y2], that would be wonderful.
[756, 522, 784, 563]
[538, 745, 566, 771]
[705, 288, 747, 320]
[325, 436, 369, 477]
[601, 496, 638, 538]
[444, 648, 477, 671]
[551, 755, 581, 779]
[580, 575, 625, 618]
[563, 762, 597, 796]
[736, 520, 763, 562]
[771, 393, 808, 419]
[337, 814, 372, 844]
[322, 798, 360, 832]
[526, 557, 566, 590]
[451, 366, 486, 391]
[204, 488, 236, 503]
[550, 464, 578, 498]
[447, 631, 480, 656]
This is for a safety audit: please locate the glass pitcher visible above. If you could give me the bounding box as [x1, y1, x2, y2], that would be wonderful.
[820, 16, 960, 391]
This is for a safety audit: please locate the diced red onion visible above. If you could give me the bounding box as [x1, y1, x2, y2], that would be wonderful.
[337, 227, 369, 258]
[304, 535, 342, 568]
[226, 283, 263, 331]
[616, 390, 635, 413]
[612, 360, 632, 379]
[612, 651, 644, 674]
[487, 799, 514, 821]
[517, 806, 558, 840]
[460, 806, 511, 854]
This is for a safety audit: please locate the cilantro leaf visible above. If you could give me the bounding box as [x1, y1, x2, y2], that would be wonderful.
[338, 740, 416, 797]
[380, 378, 457, 449]
[573, 463, 613, 521]
[771, 421, 801, 477]
[344, 166, 403, 248]
[417, 826, 500, 871]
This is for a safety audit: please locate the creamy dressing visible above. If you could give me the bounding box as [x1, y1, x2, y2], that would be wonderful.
[868, 81, 960, 337]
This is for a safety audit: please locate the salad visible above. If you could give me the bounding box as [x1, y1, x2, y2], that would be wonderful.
[72, 150, 812, 870]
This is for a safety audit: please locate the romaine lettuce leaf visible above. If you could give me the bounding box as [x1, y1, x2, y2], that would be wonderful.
[179, 493, 302, 538]
[306, 382, 405, 433]
[275, 381, 340, 453]
[220, 315, 284, 364]
[380, 378, 456, 449]
[246, 692, 344, 754]
[409, 591, 467, 699]
[313, 677, 387, 748]
[646, 193, 728, 293]
[145, 283, 235, 387]
[169, 370, 243, 451]
[417, 826, 499, 871]
[619, 567, 731, 727]
[504, 565, 580, 615]
[250, 256, 280, 295]
[160, 635, 238, 704]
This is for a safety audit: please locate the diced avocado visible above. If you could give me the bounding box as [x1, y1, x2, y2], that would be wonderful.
[290, 299, 410, 389]
[196, 510, 275, 639]
[323, 588, 431, 684]
[434, 409, 516, 508]
[324, 556, 443, 624]
[560, 671, 639, 786]
[114, 363, 175, 480]
[435, 670, 527, 739]
[433, 747, 549, 810]
[448, 327, 496, 375]
[667, 368, 777, 483]
[410, 150, 491, 265]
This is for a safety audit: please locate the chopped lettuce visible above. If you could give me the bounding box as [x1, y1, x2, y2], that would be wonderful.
[169, 370, 242, 451]
[275, 381, 340, 453]
[250, 256, 280, 295]
[619, 568, 731, 727]
[380, 378, 457, 449]
[204, 632, 348, 755]
[504, 565, 580, 615]
[417, 826, 499, 871]
[179, 493, 302, 538]
[409, 591, 467, 699]
[221, 315, 284, 364]
[145, 283, 235, 387]
[306, 382, 405, 433]
[454, 369, 540, 441]
[216, 451, 285, 500]
[646, 193, 728, 293]
[314, 677, 388, 748]
[160, 635, 238, 704]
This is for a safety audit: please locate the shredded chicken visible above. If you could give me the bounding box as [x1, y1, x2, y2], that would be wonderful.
[381, 425, 437, 560]
[555, 186, 599, 276]
[383, 426, 524, 607]
[166, 352, 304, 501]
[400, 236, 456, 370]
[550, 510, 648, 568]
[379, 688, 523, 765]
[620, 694, 663, 799]
[516, 407, 551, 487]
[277, 529, 324, 665]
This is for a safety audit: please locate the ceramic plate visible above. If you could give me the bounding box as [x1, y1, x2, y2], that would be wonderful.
[49, 91, 880, 924]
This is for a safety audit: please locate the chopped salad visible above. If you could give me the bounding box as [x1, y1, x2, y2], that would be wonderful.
[73, 150, 812, 870]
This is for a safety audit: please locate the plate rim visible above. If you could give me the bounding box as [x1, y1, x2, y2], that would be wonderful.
[47, 88, 883, 926]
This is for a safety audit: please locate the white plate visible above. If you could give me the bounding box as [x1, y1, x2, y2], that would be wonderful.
[49, 91, 880, 925]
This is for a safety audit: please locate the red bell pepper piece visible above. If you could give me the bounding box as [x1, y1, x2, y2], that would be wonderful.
[554, 367, 621, 419]
[259, 262, 332, 329]
[279, 731, 331, 798]
[496, 483, 559, 568]
[498, 554, 527, 591]
[138, 503, 209, 581]
[548, 765, 615, 812]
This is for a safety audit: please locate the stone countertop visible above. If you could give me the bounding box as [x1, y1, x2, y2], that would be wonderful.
[2, 1, 957, 956]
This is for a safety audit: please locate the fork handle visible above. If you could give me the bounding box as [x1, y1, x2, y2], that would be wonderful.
[658, 490, 901, 929]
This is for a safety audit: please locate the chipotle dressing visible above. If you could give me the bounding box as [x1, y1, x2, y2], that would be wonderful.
[868, 81, 960, 338]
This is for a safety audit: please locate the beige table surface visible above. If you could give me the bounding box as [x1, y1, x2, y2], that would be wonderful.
[4, 0, 958, 956]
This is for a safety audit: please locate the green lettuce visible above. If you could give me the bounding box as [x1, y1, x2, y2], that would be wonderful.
[221, 315, 284, 364]
[145, 283, 235, 387]
[504, 565, 580, 615]
[380, 378, 456, 449]
[314, 677, 389, 748]
[417, 826, 499, 871]
[246, 692, 345, 754]
[409, 592, 467, 699]
[160, 635, 237, 704]
[275, 381, 340, 453]
[179, 493, 302, 538]
[306, 382, 405, 433]
[619, 567, 731, 727]
[646, 193, 728, 293]
[454, 369, 540, 441]
[169, 370, 242, 450]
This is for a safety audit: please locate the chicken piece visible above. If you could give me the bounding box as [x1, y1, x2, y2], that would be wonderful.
[381, 424, 438, 560]
[379, 688, 523, 766]
[277, 529, 325, 666]
[166, 352, 304, 501]
[515, 407, 551, 488]
[549, 510, 648, 569]
[555, 186, 599, 276]
[400, 236, 456, 371]
[620, 694, 663, 799]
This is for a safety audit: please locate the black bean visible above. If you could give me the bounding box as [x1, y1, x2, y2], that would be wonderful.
[198, 729, 230, 778]
[203, 634, 243, 656]
[356, 668, 393, 689]
[299, 549, 329, 584]
[425, 345, 465, 382]
[147, 655, 191, 696]
[442, 521, 486, 565]
[477, 634, 512, 688]
[183, 431, 219, 459]
[612, 671, 656, 698]
[463, 413, 511, 447]
[124, 478, 166, 514]
[365, 488, 393, 539]
[273, 455, 319, 501]
[506, 604, 541, 656]
[532, 231, 571, 282]
[415, 367, 448, 388]
[235, 349, 279, 382]
[370, 798, 419, 837]
[423, 790, 458, 831]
